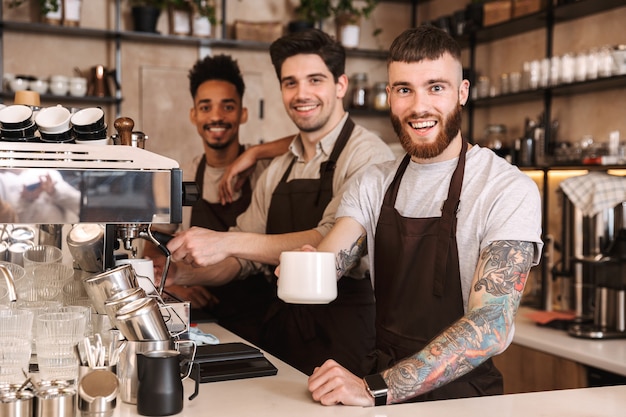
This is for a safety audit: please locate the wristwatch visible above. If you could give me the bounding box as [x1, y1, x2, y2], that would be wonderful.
[363, 373, 388, 406]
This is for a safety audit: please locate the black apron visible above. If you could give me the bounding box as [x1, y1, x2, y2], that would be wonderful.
[373, 141, 503, 402]
[190, 151, 274, 345]
[260, 118, 376, 377]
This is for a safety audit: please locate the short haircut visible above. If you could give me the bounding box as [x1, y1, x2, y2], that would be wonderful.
[388, 25, 462, 66]
[269, 29, 346, 82]
[188, 54, 245, 99]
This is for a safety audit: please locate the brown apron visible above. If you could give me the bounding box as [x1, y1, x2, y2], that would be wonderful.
[190, 150, 274, 345]
[260, 118, 376, 377]
[373, 140, 503, 401]
[191, 151, 252, 232]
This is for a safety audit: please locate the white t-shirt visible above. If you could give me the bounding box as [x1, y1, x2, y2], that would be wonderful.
[337, 145, 544, 311]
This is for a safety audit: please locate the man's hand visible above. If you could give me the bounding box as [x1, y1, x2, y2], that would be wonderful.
[148, 253, 201, 287]
[307, 360, 375, 407]
[167, 227, 231, 267]
[218, 153, 257, 205]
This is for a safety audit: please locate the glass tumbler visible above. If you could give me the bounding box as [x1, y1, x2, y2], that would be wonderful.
[22, 245, 63, 274]
[35, 311, 86, 382]
[31, 263, 74, 302]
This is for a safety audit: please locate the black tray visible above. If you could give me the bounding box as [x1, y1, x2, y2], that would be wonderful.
[190, 342, 277, 384]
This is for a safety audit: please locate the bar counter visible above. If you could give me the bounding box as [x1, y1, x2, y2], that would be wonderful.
[110, 322, 626, 417]
[513, 307, 626, 376]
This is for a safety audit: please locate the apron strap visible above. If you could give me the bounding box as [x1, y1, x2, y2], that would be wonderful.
[433, 140, 468, 296]
[316, 117, 355, 204]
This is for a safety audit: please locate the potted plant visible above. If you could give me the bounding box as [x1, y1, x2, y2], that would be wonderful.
[128, 0, 168, 33]
[288, 0, 332, 33]
[190, 0, 216, 37]
[6, 0, 62, 24]
[332, 0, 379, 48]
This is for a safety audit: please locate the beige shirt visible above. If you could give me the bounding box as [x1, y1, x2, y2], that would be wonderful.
[193, 151, 269, 205]
[233, 113, 396, 278]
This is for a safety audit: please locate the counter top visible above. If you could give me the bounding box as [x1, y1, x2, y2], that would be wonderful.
[513, 307, 626, 376]
[111, 321, 626, 417]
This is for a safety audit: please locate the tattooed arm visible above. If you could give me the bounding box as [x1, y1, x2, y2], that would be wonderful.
[308, 239, 535, 406]
[314, 216, 368, 278]
[382, 240, 535, 403]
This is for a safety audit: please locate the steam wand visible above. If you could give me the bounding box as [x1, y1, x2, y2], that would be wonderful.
[116, 224, 171, 295]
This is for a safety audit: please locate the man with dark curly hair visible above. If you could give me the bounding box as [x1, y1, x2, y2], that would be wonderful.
[149, 54, 289, 342]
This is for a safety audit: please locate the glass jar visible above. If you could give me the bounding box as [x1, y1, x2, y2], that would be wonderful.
[350, 73, 369, 109]
[372, 82, 389, 111]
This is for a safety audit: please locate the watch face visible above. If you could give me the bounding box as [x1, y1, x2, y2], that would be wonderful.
[364, 373, 388, 396]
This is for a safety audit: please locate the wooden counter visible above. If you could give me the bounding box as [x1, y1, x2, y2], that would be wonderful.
[512, 307, 626, 376]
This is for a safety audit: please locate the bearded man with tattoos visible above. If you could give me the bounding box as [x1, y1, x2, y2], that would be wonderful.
[305, 25, 543, 406]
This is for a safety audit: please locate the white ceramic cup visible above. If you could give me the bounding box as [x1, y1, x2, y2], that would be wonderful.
[69, 77, 87, 97]
[29, 79, 49, 95]
[35, 105, 72, 133]
[115, 258, 156, 294]
[278, 251, 337, 304]
[9, 77, 29, 92]
[49, 75, 69, 96]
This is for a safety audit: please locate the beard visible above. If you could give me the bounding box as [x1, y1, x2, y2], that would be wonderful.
[391, 103, 463, 159]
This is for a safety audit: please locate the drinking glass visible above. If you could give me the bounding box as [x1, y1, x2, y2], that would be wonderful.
[59, 305, 92, 337]
[0, 337, 31, 384]
[36, 311, 86, 381]
[62, 278, 90, 306]
[0, 261, 26, 303]
[32, 263, 74, 301]
[22, 245, 63, 274]
[0, 307, 34, 340]
[15, 299, 62, 354]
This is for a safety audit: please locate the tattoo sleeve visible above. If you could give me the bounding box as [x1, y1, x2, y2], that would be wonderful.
[335, 233, 366, 277]
[383, 240, 535, 404]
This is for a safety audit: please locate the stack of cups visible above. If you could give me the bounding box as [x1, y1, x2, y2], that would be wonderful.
[71, 107, 109, 145]
[0, 104, 38, 143]
[21, 245, 71, 303]
[35, 311, 87, 382]
[0, 308, 34, 384]
[14, 299, 62, 356]
[35, 105, 74, 143]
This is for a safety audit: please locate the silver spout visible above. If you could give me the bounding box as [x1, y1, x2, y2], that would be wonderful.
[0, 264, 17, 303]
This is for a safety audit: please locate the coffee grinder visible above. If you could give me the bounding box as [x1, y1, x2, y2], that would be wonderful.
[560, 178, 626, 339]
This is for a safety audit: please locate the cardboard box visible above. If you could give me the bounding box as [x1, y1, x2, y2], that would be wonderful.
[483, 0, 512, 26]
[234, 20, 283, 43]
[513, 0, 547, 18]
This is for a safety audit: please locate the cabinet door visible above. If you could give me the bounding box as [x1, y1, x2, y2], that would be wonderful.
[493, 343, 588, 394]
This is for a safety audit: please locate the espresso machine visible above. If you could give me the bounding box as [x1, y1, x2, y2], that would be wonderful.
[0, 117, 194, 322]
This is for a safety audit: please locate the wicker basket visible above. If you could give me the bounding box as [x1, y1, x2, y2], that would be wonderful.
[234, 20, 283, 43]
